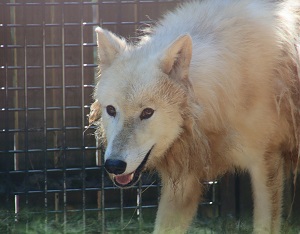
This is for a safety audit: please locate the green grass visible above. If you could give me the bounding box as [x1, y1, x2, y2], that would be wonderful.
[190, 216, 300, 234]
[0, 209, 299, 233]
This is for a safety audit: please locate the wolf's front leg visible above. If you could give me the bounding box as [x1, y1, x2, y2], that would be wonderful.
[153, 174, 202, 234]
[249, 152, 284, 234]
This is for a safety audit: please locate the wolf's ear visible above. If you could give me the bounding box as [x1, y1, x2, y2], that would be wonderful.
[95, 27, 127, 69]
[160, 34, 192, 81]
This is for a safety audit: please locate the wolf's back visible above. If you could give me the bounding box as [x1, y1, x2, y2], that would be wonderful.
[146, 0, 300, 159]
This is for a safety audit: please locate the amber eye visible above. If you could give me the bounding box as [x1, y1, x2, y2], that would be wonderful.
[140, 108, 154, 120]
[106, 105, 116, 117]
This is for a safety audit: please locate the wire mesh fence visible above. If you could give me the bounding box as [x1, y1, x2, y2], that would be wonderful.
[0, 1, 220, 233]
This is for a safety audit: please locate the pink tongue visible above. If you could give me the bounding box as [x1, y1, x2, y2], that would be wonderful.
[115, 173, 134, 185]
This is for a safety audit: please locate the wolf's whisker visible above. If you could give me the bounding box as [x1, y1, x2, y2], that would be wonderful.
[83, 124, 92, 134]
[121, 206, 138, 230]
[142, 180, 156, 194]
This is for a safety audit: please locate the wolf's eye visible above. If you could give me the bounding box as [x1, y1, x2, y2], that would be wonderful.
[106, 105, 116, 117]
[140, 108, 154, 120]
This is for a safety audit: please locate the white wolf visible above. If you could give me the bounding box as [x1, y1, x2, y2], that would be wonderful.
[93, 0, 300, 233]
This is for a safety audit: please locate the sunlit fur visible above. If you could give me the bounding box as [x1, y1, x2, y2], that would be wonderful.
[94, 0, 300, 233]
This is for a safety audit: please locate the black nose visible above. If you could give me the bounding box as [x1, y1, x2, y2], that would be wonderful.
[104, 159, 127, 175]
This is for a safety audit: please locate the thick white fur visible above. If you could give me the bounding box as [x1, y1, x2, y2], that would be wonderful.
[94, 0, 300, 233]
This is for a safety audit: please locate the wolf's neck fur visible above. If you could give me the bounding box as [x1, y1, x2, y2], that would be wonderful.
[156, 94, 233, 185]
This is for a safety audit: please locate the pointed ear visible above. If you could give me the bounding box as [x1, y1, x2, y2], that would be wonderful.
[160, 34, 192, 81]
[95, 27, 127, 69]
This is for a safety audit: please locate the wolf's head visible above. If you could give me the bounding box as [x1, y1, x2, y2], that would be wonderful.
[94, 27, 193, 188]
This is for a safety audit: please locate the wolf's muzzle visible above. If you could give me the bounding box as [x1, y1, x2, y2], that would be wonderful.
[104, 159, 127, 175]
[105, 146, 154, 188]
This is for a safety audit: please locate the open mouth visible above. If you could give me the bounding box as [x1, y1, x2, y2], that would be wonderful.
[113, 147, 153, 188]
